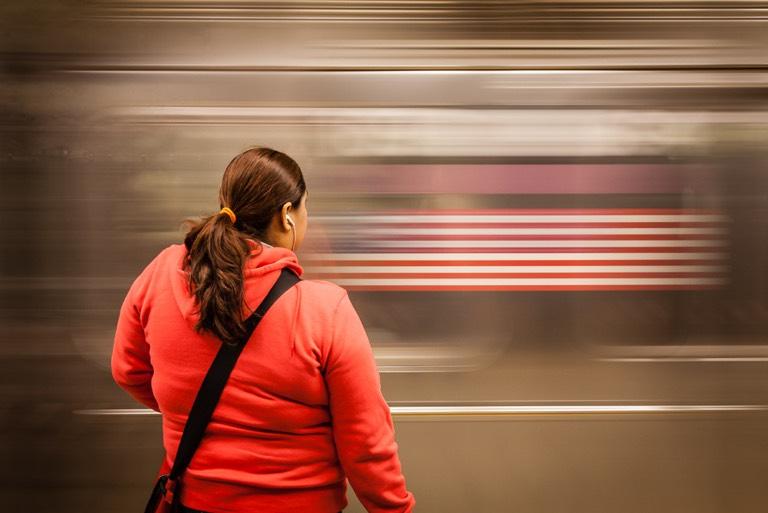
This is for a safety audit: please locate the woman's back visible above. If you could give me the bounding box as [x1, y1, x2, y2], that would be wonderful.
[112, 239, 415, 513]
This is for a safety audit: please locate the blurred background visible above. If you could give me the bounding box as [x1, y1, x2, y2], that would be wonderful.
[2, 1, 768, 512]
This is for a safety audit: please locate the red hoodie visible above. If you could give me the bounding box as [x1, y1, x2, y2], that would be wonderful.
[111, 239, 415, 513]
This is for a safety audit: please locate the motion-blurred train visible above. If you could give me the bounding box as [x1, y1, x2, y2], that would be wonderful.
[2, 1, 768, 512]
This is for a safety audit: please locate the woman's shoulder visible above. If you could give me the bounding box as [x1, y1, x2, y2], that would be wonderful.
[291, 279, 352, 333]
[296, 278, 349, 305]
[296, 278, 355, 321]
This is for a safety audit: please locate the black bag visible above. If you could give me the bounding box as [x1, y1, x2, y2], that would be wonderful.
[144, 268, 301, 513]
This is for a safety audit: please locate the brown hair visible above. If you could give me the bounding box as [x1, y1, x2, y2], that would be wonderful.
[181, 146, 306, 347]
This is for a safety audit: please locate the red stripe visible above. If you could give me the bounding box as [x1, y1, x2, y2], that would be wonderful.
[304, 259, 725, 266]
[355, 222, 727, 229]
[362, 208, 724, 215]
[343, 247, 726, 254]
[310, 272, 725, 279]
[340, 285, 723, 291]
[368, 234, 725, 241]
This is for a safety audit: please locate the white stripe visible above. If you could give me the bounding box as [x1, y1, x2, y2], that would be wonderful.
[364, 240, 727, 248]
[329, 277, 726, 286]
[73, 408, 157, 415]
[316, 215, 727, 223]
[601, 357, 768, 362]
[346, 227, 726, 235]
[390, 405, 768, 415]
[305, 252, 725, 261]
[73, 404, 768, 416]
[306, 265, 726, 274]
[598, 344, 768, 358]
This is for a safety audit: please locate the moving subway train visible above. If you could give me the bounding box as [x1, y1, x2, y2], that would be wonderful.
[2, 1, 768, 512]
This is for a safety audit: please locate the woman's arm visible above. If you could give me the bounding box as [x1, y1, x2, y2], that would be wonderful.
[111, 260, 160, 412]
[324, 291, 416, 513]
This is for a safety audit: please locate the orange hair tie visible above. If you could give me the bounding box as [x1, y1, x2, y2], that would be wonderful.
[219, 207, 236, 223]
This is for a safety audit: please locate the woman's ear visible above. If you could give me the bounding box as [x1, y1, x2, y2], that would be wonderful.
[280, 201, 293, 231]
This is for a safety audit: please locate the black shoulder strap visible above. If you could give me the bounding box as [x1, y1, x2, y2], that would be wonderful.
[168, 267, 301, 480]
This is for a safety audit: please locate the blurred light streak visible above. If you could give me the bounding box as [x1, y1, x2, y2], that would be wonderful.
[596, 345, 768, 363]
[74, 404, 768, 417]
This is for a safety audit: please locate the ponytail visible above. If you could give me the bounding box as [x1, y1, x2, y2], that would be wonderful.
[182, 212, 256, 346]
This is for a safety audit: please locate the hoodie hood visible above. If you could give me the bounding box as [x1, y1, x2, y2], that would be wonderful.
[169, 238, 304, 331]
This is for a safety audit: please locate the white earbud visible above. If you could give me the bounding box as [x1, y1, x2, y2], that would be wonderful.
[286, 215, 295, 227]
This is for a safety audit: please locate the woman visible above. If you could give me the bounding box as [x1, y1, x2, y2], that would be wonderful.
[111, 147, 416, 513]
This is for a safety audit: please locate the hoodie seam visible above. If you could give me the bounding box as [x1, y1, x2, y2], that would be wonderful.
[322, 290, 349, 374]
